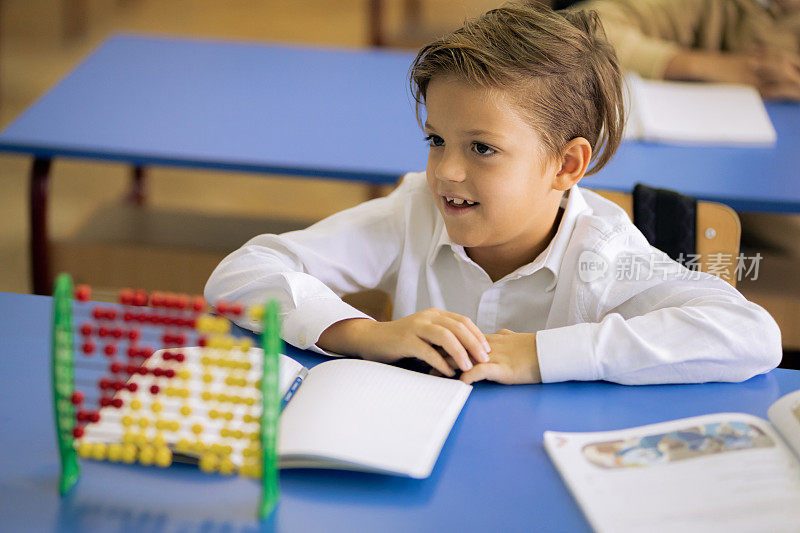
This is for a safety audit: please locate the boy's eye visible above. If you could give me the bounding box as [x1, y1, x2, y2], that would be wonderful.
[473, 142, 495, 156]
[424, 134, 444, 147]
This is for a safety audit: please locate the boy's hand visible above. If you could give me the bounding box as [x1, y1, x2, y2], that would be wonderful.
[317, 308, 491, 377]
[459, 329, 542, 385]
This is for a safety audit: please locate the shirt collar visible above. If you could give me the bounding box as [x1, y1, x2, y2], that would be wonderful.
[426, 185, 590, 292]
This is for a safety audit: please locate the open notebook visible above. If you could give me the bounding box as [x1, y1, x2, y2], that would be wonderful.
[622, 72, 777, 146]
[79, 347, 471, 479]
[544, 389, 800, 533]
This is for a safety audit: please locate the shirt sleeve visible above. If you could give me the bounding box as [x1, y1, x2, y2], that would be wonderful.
[204, 173, 414, 354]
[537, 241, 782, 385]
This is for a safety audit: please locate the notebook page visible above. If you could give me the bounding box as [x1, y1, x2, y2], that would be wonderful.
[278, 359, 471, 478]
[768, 389, 800, 458]
[631, 76, 777, 146]
[544, 413, 800, 533]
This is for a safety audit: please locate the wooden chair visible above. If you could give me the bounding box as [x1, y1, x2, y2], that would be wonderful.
[591, 189, 741, 288]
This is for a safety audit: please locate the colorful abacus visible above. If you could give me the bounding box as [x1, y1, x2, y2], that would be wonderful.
[51, 273, 281, 520]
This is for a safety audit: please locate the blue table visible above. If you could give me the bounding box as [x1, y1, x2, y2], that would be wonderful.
[1, 34, 798, 295]
[2, 290, 799, 532]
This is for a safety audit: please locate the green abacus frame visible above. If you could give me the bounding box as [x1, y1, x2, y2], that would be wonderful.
[50, 273, 281, 519]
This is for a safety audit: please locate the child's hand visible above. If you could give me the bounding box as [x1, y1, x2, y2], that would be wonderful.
[317, 309, 491, 377]
[459, 329, 541, 385]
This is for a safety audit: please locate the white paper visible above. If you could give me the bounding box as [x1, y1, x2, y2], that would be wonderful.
[545, 413, 800, 533]
[623, 72, 777, 146]
[279, 358, 471, 478]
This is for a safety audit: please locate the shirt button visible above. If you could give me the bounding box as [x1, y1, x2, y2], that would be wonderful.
[298, 333, 307, 346]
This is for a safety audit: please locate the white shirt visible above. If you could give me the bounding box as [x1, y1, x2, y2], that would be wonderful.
[205, 171, 781, 384]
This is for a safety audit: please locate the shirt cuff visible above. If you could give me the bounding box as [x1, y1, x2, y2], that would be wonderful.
[282, 297, 373, 355]
[536, 322, 600, 383]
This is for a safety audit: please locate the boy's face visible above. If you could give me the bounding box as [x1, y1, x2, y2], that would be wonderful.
[424, 76, 566, 261]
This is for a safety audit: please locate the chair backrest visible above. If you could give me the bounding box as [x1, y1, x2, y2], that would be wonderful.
[591, 189, 741, 287]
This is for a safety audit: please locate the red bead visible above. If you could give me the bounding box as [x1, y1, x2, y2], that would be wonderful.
[137, 366, 148, 375]
[75, 285, 91, 302]
[163, 294, 176, 309]
[176, 295, 188, 310]
[82, 342, 95, 355]
[126, 364, 138, 375]
[133, 290, 148, 307]
[123, 312, 134, 322]
[217, 301, 229, 314]
[162, 351, 173, 361]
[164, 369, 176, 379]
[198, 337, 207, 347]
[140, 347, 153, 359]
[80, 323, 92, 336]
[174, 352, 185, 363]
[70, 391, 84, 405]
[184, 317, 197, 329]
[151, 292, 164, 308]
[174, 334, 186, 345]
[99, 378, 111, 390]
[89, 411, 100, 423]
[98, 327, 109, 337]
[119, 288, 135, 305]
[127, 346, 138, 358]
[92, 307, 105, 320]
[72, 427, 85, 439]
[136, 313, 147, 323]
[111, 328, 123, 339]
[76, 411, 88, 422]
[109, 362, 123, 374]
[127, 329, 140, 341]
[192, 296, 205, 312]
[112, 381, 124, 391]
[230, 303, 243, 316]
[148, 314, 160, 324]
[104, 344, 117, 357]
[111, 398, 123, 408]
[127, 382, 138, 392]
[152, 368, 164, 377]
[105, 309, 117, 321]
[149, 385, 160, 395]
[100, 397, 112, 407]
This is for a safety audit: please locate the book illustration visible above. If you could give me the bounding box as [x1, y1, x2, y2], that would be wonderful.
[581, 422, 774, 469]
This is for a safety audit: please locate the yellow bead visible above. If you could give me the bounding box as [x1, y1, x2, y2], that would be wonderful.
[121, 443, 137, 463]
[224, 412, 234, 422]
[176, 438, 192, 452]
[245, 397, 255, 407]
[192, 423, 203, 435]
[231, 430, 243, 439]
[122, 432, 137, 445]
[248, 305, 264, 322]
[243, 414, 254, 424]
[215, 318, 230, 334]
[201, 391, 214, 402]
[91, 443, 108, 461]
[199, 453, 219, 473]
[139, 445, 155, 465]
[209, 409, 220, 420]
[165, 387, 177, 397]
[130, 399, 142, 411]
[239, 338, 253, 352]
[151, 402, 163, 414]
[121, 415, 134, 427]
[179, 388, 190, 399]
[178, 369, 191, 381]
[218, 394, 229, 404]
[155, 447, 172, 468]
[108, 443, 123, 462]
[192, 441, 207, 454]
[243, 445, 260, 458]
[196, 315, 215, 333]
[218, 457, 235, 475]
[203, 373, 214, 384]
[221, 337, 235, 350]
[77, 441, 93, 458]
[180, 405, 192, 417]
[138, 418, 149, 429]
[152, 434, 167, 448]
[224, 377, 234, 386]
[201, 356, 212, 366]
[220, 428, 230, 438]
[250, 432, 260, 441]
[136, 432, 148, 447]
[155, 419, 167, 431]
[168, 421, 180, 432]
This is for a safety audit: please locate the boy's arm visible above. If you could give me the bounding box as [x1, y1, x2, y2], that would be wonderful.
[204, 173, 412, 352]
[535, 253, 782, 385]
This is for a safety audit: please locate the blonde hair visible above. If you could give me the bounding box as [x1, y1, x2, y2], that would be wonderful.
[409, 2, 624, 177]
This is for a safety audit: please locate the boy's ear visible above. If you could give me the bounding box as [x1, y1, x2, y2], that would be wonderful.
[552, 137, 591, 191]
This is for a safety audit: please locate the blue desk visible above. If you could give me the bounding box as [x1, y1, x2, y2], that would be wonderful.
[1, 34, 798, 294]
[2, 290, 799, 532]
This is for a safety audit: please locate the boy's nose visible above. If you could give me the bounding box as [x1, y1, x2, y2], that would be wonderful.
[434, 151, 467, 182]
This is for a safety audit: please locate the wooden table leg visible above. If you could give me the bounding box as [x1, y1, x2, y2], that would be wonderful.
[30, 158, 53, 295]
[127, 165, 146, 205]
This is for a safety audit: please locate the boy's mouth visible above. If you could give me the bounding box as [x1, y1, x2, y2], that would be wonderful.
[442, 195, 480, 213]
